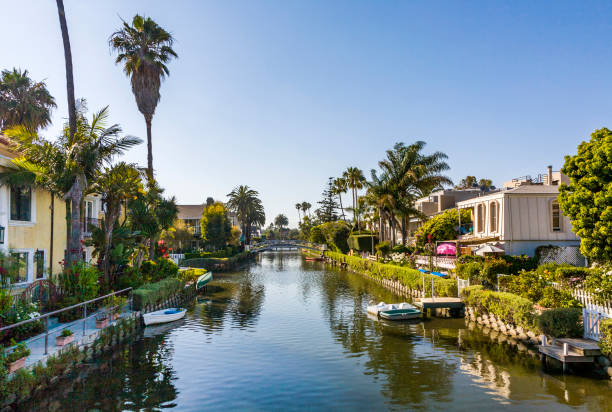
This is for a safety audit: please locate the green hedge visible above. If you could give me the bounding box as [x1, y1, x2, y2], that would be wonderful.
[537, 308, 582, 338]
[180, 251, 253, 271]
[347, 234, 378, 252]
[600, 318, 612, 358]
[132, 278, 184, 310]
[460, 285, 537, 330]
[179, 268, 207, 283]
[325, 251, 457, 297]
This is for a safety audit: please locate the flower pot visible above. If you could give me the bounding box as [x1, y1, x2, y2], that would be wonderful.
[56, 335, 74, 346]
[96, 318, 109, 329]
[8, 356, 26, 373]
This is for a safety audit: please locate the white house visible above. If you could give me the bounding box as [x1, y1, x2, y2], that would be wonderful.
[456, 167, 581, 259]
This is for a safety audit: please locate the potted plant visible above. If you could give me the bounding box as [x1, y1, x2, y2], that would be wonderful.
[56, 328, 74, 346]
[111, 296, 127, 320]
[95, 313, 109, 329]
[6, 340, 31, 373]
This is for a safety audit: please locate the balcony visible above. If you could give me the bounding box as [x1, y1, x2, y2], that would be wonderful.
[83, 217, 100, 237]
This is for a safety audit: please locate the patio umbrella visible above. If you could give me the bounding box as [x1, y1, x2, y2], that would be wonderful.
[474, 244, 505, 256]
[436, 243, 457, 255]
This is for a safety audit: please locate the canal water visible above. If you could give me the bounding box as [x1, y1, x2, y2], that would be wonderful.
[21, 252, 612, 411]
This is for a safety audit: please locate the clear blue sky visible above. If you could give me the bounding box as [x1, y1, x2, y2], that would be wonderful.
[3, 1, 612, 227]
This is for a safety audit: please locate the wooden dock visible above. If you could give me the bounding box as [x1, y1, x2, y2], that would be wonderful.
[414, 297, 464, 317]
[538, 337, 601, 373]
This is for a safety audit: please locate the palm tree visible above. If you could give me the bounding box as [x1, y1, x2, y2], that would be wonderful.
[91, 162, 142, 283]
[227, 185, 265, 245]
[274, 214, 289, 239]
[301, 201, 311, 218]
[110, 15, 177, 184]
[7, 106, 142, 266]
[342, 167, 366, 228]
[295, 203, 302, 224]
[55, 0, 77, 141]
[0, 68, 57, 131]
[331, 177, 348, 221]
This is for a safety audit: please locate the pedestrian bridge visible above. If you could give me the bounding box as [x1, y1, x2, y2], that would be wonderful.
[249, 240, 325, 253]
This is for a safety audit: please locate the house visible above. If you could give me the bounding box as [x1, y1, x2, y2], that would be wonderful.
[0, 138, 68, 287]
[456, 166, 582, 261]
[410, 188, 485, 234]
[176, 204, 205, 249]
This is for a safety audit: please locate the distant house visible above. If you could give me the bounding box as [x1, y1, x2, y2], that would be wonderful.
[175, 203, 242, 249]
[456, 166, 582, 261]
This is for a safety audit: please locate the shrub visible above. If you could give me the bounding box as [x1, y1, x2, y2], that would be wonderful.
[180, 251, 253, 271]
[325, 251, 457, 297]
[479, 258, 511, 286]
[58, 262, 100, 302]
[537, 308, 582, 338]
[554, 266, 591, 285]
[391, 244, 413, 254]
[505, 271, 546, 302]
[537, 286, 581, 309]
[6, 339, 30, 363]
[60, 328, 73, 337]
[309, 226, 325, 244]
[415, 208, 472, 247]
[347, 234, 378, 252]
[500, 255, 538, 274]
[132, 277, 184, 310]
[375, 241, 392, 257]
[456, 261, 481, 281]
[584, 267, 612, 302]
[179, 268, 207, 283]
[600, 318, 612, 358]
[460, 286, 536, 330]
[115, 266, 144, 290]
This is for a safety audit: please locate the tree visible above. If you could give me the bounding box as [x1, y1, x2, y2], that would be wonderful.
[274, 214, 289, 239]
[414, 208, 472, 248]
[331, 177, 348, 221]
[110, 14, 177, 183]
[456, 176, 477, 189]
[200, 202, 231, 250]
[55, 0, 77, 141]
[478, 178, 493, 190]
[316, 178, 339, 223]
[0, 68, 56, 131]
[91, 162, 142, 283]
[301, 201, 311, 218]
[343, 167, 366, 227]
[558, 128, 612, 263]
[227, 185, 265, 245]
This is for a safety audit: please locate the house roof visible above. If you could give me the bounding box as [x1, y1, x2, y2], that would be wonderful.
[177, 204, 204, 220]
[456, 184, 560, 207]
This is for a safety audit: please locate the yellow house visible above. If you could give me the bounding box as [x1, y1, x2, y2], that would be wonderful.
[0, 137, 68, 286]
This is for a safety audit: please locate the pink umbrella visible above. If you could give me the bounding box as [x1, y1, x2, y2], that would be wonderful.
[436, 243, 456, 256]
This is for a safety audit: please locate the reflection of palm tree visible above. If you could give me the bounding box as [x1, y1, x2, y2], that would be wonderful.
[230, 274, 266, 329]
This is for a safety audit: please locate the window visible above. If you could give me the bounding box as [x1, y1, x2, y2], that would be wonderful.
[490, 201, 499, 232]
[34, 250, 45, 279]
[10, 252, 28, 283]
[552, 201, 561, 232]
[10, 185, 31, 221]
[477, 204, 486, 233]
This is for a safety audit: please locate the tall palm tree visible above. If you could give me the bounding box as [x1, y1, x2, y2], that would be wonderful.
[331, 177, 348, 221]
[274, 214, 289, 239]
[343, 167, 366, 228]
[0, 68, 57, 131]
[301, 201, 311, 218]
[55, 0, 77, 141]
[110, 15, 177, 184]
[295, 203, 302, 224]
[227, 185, 265, 245]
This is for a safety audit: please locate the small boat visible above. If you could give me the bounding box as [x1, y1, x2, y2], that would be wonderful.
[379, 307, 422, 321]
[196, 272, 213, 290]
[367, 301, 416, 316]
[305, 256, 324, 261]
[143, 308, 186, 326]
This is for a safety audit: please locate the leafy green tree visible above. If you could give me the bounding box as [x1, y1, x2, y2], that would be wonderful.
[110, 14, 178, 183]
[0, 68, 56, 131]
[559, 128, 612, 263]
[414, 208, 471, 247]
[456, 176, 477, 189]
[274, 214, 288, 231]
[200, 202, 231, 250]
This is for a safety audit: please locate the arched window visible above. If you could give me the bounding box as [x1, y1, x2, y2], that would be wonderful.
[489, 201, 499, 233]
[477, 204, 485, 233]
[551, 201, 561, 232]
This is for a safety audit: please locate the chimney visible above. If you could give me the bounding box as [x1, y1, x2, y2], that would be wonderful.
[547, 165, 553, 185]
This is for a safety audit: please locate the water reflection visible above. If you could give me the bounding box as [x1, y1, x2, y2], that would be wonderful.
[16, 253, 612, 411]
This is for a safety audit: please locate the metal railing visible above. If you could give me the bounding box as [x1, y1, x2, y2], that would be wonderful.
[0, 287, 133, 356]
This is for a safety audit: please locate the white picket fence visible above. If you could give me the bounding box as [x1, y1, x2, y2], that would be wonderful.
[583, 303, 612, 341]
[550, 284, 612, 341]
[169, 254, 185, 265]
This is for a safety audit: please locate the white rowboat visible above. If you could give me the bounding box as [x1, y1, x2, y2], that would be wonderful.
[143, 308, 186, 326]
[367, 302, 415, 316]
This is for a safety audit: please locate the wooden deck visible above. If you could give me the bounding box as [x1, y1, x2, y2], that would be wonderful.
[538, 337, 601, 372]
[414, 297, 464, 310]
